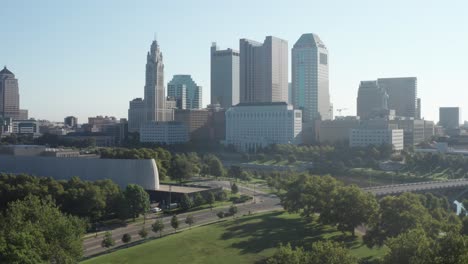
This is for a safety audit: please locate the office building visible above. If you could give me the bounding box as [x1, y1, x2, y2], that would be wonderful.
[87, 116, 119, 132]
[225, 102, 302, 152]
[11, 120, 41, 136]
[315, 117, 361, 143]
[377, 77, 417, 119]
[350, 128, 404, 150]
[239, 36, 288, 103]
[64, 116, 78, 128]
[144, 40, 172, 121]
[439, 107, 460, 130]
[174, 106, 226, 142]
[140, 121, 188, 144]
[0, 66, 28, 120]
[18, 109, 28, 120]
[128, 98, 146, 133]
[416, 98, 422, 119]
[210, 43, 240, 108]
[292, 33, 331, 122]
[356, 81, 388, 120]
[167, 75, 202, 109]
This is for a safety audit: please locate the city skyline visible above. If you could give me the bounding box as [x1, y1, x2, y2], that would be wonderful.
[1, 0, 467, 122]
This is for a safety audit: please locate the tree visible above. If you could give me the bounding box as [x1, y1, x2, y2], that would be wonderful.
[321, 185, 379, 237]
[101, 231, 115, 248]
[267, 241, 358, 264]
[171, 215, 179, 233]
[194, 193, 205, 207]
[138, 226, 148, 239]
[180, 194, 193, 211]
[382, 228, 433, 264]
[231, 183, 239, 194]
[121, 233, 132, 244]
[185, 214, 195, 229]
[288, 154, 296, 164]
[274, 154, 282, 163]
[266, 243, 307, 264]
[206, 192, 215, 209]
[308, 240, 358, 264]
[364, 193, 435, 247]
[228, 165, 242, 180]
[0, 195, 85, 264]
[229, 205, 238, 218]
[124, 184, 150, 221]
[168, 155, 193, 183]
[217, 211, 225, 219]
[151, 219, 165, 237]
[215, 190, 228, 201]
[205, 155, 225, 179]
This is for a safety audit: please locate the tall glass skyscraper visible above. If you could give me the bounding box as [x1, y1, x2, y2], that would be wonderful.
[292, 33, 331, 122]
[167, 75, 202, 109]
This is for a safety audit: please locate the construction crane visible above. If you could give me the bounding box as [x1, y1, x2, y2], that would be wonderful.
[336, 108, 348, 116]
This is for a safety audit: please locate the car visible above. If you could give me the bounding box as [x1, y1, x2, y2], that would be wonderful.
[151, 207, 162, 213]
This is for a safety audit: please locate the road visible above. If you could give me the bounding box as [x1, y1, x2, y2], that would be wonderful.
[82, 180, 281, 258]
[364, 178, 468, 196]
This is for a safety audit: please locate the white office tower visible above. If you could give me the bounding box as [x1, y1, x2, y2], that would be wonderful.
[239, 36, 288, 103]
[292, 33, 331, 122]
[225, 102, 302, 152]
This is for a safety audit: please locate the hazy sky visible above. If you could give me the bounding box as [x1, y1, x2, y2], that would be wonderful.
[1, 0, 467, 123]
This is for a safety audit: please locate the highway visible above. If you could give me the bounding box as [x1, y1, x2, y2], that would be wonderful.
[82, 180, 281, 258]
[364, 178, 468, 196]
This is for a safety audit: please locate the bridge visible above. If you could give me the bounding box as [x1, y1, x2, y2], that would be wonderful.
[363, 178, 468, 196]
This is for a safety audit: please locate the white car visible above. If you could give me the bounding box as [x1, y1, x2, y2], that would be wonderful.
[151, 207, 162, 213]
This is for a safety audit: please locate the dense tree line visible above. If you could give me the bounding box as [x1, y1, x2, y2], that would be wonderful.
[274, 173, 468, 263]
[99, 148, 225, 182]
[248, 143, 393, 175]
[0, 133, 96, 148]
[404, 151, 468, 178]
[0, 174, 149, 225]
[99, 147, 172, 180]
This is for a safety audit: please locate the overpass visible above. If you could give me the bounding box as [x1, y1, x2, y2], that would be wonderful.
[363, 178, 468, 196]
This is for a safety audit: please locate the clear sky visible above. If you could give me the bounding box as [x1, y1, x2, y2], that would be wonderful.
[1, 0, 467, 123]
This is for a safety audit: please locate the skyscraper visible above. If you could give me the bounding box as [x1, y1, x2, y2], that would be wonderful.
[291, 33, 331, 122]
[377, 77, 417, 119]
[210, 43, 240, 108]
[144, 40, 170, 121]
[356, 80, 388, 120]
[439, 107, 460, 129]
[0, 66, 20, 119]
[239, 36, 288, 103]
[128, 98, 146, 132]
[167, 75, 202, 109]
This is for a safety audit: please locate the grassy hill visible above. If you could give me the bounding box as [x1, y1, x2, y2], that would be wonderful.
[82, 211, 385, 264]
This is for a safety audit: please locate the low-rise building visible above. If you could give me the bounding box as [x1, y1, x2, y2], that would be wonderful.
[225, 102, 302, 152]
[350, 128, 404, 150]
[140, 121, 188, 144]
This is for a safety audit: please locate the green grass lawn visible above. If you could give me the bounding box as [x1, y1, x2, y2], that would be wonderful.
[82, 211, 385, 264]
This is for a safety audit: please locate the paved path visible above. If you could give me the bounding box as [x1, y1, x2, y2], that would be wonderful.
[82, 180, 281, 258]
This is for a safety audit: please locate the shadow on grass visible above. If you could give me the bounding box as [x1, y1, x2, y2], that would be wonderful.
[219, 211, 360, 255]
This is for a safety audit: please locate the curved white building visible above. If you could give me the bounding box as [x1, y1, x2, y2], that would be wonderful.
[0, 147, 160, 190]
